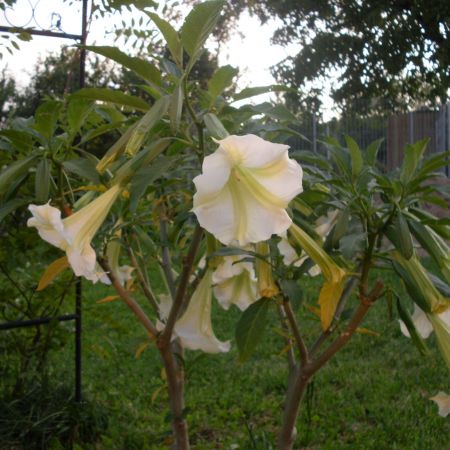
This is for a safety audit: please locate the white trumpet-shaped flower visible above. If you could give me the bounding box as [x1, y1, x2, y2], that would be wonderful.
[212, 255, 258, 311]
[193, 135, 303, 246]
[400, 304, 450, 371]
[430, 392, 450, 417]
[27, 185, 121, 283]
[174, 270, 230, 353]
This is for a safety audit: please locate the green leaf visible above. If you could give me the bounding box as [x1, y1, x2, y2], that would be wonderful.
[408, 220, 446, 267]
[0, 130, 32, 152]
[391, 261, 431, 313]
[180, 0, 225, 63]
[339, 232, 366, 259]
[235, 298, 271, 362]
[96, 123, 138, 173]
[0, 198, 30, 223]
[125, 96, 170, 155]
[385, 211, 413, 260]
[73, 88, 149, 111]
[84, 45, 161, 85]
[365, 138, 384, 165]
[331, 209, 349, 247]
[35, 158, 50, 202]
[63, 158, 100, 184]
[208, 65, 238, 100]
[396, 297, 429, 356]
[129, 157, 173, 212]
[280, 280, 303, 308]
[233, 84, 290, 101]
[169, 84, 183, 133]
[147, 13, 183, 65]
[0, 154, 38, 196]
[113, 138, 171, 184]
[203, 113, 229, 139]
[400, 138, 429, 184]
[67, 98, 93, 134]
[345, 135, 363, 180]
[33, 100, 62, 141]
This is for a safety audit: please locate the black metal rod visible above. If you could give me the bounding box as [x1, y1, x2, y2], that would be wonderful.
[75, 278, 82, 402]
[0, 26, 82, 40]
[0, 314, 77, 331]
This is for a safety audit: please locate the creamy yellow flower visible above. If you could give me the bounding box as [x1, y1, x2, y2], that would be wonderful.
[289, 222, 347, 330]
[212, 255, 257, 311]
[192, 135, 303, 246]
[27, 185, 121, 283]
[174, 270, 230, 353]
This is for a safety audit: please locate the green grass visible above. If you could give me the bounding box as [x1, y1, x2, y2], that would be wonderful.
[51, 271, 449, 449]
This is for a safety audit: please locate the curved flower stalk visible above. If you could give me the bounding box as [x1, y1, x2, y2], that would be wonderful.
[174, 270, 230, 353]
[212, 255, 257, 311]
[106, 235, 134, 287]
[393, 252, 449, 313]
[27, 184, 122, 283]
[289, 222, 347, 330]
[255, 241, 279, 298]
[430, 392, 450, 417]
[192, 134, 303, 246]
[278, 210, 339, 274]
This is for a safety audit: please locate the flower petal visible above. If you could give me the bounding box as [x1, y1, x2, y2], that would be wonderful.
[27, 203, 68, 249]
[399, 304, 433, 339]
[430, 392, 450, 417]
[175, 270, 230, 353]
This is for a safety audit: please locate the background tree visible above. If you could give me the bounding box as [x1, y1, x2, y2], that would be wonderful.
[216, 0, 450, 113]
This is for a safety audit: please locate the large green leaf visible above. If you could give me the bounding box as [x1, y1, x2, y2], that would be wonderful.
[0, 130, 33, 152]
[63, 158, 100, 184]
[233, 84, 290, 101]
[235, 298, 271, 362]
[385, 211, 413, 260]
[396, 297, 429, 356]
[208, 65, 238, 100]
[345, 135, 363, 180]
[203, 113, 229, 139]
[33, 100, 62, 141]
[35, 158, 50, 202]
[147, 13, 183, 65]
[67, 98, 93, 135]
[0, 198, 30, 223]
[125, 95, 171, 155]
[73, 88, 149, 111]
[84, 45, 161, 85]
[180, 0, 224, 64]
[400, 138, 429, 184]
[0, 154, 38, 196]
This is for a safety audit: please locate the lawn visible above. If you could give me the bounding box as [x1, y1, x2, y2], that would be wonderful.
[52, 269, 449, 449]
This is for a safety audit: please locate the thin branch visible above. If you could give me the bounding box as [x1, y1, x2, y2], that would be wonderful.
[159, 203, 177, 300]
[99, 259, 158, 339]
[127, 245, 159, 312]
[0, 262, 30, 301]
[282, 296, 309, 367]
[308, 280, 384, 375]
[160, 225, 203, 346]
[277, 303, 296, 372]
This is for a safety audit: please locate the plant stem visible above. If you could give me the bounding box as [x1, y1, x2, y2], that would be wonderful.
[159, 202, 177, 300]
[159, 341, 189, 449]
[99, 259, 157, 338]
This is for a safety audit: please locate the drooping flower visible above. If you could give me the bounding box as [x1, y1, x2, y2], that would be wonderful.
[106, 234, 134, 287]
[27, 185, 121, 283]
[289, 222, 347, 330]
[278, 210, 339, 274]
[430, 392, 450, 417]
[212, 255, 258, 311]
[174, 270, 230, 353]
[192, 134, 303, 246]
[399, 304, 450, 371]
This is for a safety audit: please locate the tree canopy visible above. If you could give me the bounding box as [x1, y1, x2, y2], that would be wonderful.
[220, 0, 450, 112]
